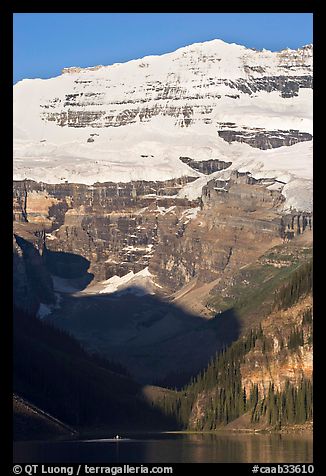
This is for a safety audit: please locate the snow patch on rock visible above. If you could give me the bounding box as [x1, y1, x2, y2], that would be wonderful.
[99, 267, 157, 296]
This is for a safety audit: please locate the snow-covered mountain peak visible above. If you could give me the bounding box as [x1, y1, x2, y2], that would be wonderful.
[13, 38, 312, 211]
[59, 39, 245, 74]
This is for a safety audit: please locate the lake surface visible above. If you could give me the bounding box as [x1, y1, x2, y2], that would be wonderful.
[14, 432, 313, 463]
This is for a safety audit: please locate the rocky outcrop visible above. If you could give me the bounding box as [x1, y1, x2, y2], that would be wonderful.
[13, 394, 76, 440]
[179, 157, 232, 174]
[218, 125, 312, 149]
[40, 75, 312, 129]
[241, 296, 313, 397]
[202, 171, 285, 209]
[227, 75, 312, 98]
[281, 214, 313, 240]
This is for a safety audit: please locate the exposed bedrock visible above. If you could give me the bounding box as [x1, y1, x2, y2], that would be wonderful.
[217, 127, 312, 149]
[13, 173, 312, 290]
[281, 213, 313, 240]
[179, 156, 232, 174]
[13, 178, 198, 281]
[13, 176, 196, 222]
[150, 171, 312, 293]
[40, 74, 312, 130]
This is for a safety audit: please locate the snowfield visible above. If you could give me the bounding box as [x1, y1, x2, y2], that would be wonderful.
[13, 38, 313, 212]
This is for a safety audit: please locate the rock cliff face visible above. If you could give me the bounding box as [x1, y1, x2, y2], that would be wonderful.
[39, 63, 312, 130]
[179, 157, 232, 174]
[13, 178, 198, 281]
[150, 171, 312, 293]
[13, 170, 312, 292]
[241, 296, 313, 397]
[217, 126, 312, 149]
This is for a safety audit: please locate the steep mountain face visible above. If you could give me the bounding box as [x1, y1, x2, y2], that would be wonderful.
[13, 169, 312, 291]
[13, 178, 199, 282]
[151, 171, 286, 292]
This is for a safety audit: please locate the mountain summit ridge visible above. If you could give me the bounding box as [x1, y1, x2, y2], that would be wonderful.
[60, 38, 313, 76]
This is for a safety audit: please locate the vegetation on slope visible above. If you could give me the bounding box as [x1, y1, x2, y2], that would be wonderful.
[250, 379, 313, 428]
[273, 259, 312, 311]
[155, 258, 313, 430]
[207, 241, 312, 328]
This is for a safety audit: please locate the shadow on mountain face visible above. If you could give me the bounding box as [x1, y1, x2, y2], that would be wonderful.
[13, 307, 181, 436]
[13, 234, 56, 307]
[43, 248, 94, 284]
[46, 284, 241, 388]
[14, 238, 241, 388]
[207, 307, 242, 343]
[13, 245, 242, 435]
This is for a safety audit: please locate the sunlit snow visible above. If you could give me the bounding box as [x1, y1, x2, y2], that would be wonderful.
[13, 39, 313, 212]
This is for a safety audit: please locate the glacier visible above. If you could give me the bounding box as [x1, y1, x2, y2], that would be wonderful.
[13, 38, 313, 211]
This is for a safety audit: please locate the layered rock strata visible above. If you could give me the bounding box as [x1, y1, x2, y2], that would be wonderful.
[13, 178, 198, 281]
[13, 173, 312, 291]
